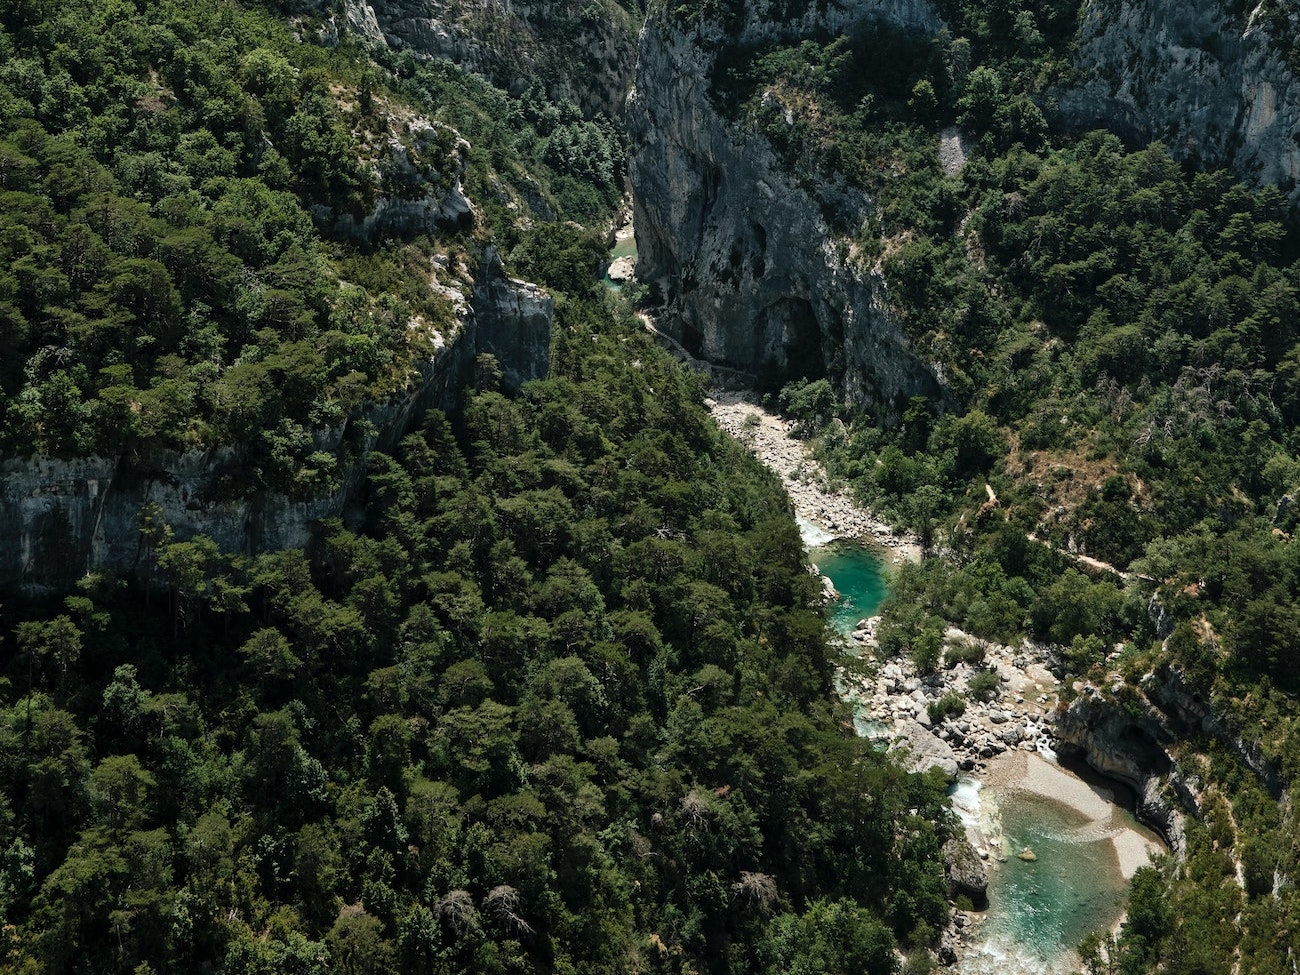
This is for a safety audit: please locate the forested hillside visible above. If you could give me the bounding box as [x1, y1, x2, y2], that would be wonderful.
[691, 1, 1300, 971]
[0, 259, 952, 973]
[0, 0, 623, 480]
[0, 1, 956, 973]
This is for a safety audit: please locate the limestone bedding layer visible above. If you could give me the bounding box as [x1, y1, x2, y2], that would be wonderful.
[0, 250, 552, 596]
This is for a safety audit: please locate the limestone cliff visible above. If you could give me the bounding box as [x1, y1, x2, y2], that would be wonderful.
[628, 0, 949, 417]
[0, 253, 551, 597]
[1055, 664, 1285, 854]
[326, 119, 476, 242]
[1058, 0, 1300, 203]
[1054, 683, 1190, 853]
[335, 0, 639, 118]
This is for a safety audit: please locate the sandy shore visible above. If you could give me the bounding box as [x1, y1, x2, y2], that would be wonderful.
[706, 392, 923, 563]
[983, 751, 1161, 880]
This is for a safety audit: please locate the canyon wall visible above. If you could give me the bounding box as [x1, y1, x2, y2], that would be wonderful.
[0, 253, 551, 597]
[1059, 0, 1300, 204]
[628, 0, 949, 418]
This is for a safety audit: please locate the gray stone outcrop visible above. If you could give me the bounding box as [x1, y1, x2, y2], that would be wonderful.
[628, 2, 949, 420]
[325, 122, 476, 242]
[894, 718, 960, 780]
[1055, 662, 1284, 856]
[941, 836, 988, 907]
[1053, 682, 1189, 854]
[1057, 0, 1300, 205]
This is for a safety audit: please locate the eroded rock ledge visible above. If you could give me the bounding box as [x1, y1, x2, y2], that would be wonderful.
[0, 250, 552, 596]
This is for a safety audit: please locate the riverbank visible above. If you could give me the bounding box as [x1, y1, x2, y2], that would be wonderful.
[983, 751, 1163, 881]
[844, 621, 1061, 781]
[954, 751, 1163, 974]
[703, 392, 1161, 972]
[705, 392, 923, 563]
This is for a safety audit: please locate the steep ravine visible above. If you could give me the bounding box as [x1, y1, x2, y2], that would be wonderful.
[628, 1, 949, 419]
[628, 0, 1300, 422]
[705, 392, 1167, 971]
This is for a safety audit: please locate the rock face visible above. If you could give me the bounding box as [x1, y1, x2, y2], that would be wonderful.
[630, 0, 1300, 412]
[0, 252, 552, 597]
[1056, 663, 1286, 856]
[894, 718, 960, 780]
[473, 247, 554, 393]
[1057, 0, 1300, 203]
[628, 1, 949, 419]
[1053, 682, 1188, 853]
[941, 836, 989, 907]
[327, 121, 476, 242]
[349, 0, 639, 118]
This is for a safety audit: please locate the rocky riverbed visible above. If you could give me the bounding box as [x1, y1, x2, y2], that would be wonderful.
[843, 620, 1062, 783]
[705, 392, 923, 563]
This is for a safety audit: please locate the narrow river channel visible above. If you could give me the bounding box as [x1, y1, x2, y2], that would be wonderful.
[811, 539, 1162, 974]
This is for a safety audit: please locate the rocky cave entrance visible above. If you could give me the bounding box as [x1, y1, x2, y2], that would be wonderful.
[756, 296, 825, 389]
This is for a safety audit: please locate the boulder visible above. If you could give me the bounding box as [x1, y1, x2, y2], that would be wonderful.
[892, 720, 959, 781]
[942, 837, 989, 908]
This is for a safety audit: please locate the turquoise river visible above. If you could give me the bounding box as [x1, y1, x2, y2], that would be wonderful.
[813, 540, 1160, 973]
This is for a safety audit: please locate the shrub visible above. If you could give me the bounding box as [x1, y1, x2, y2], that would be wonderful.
[944, 640, 987, 668]
[927, 692, 967, 723]
[967, 668, 1000, 700]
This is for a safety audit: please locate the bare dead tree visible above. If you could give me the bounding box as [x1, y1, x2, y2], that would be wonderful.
[731, 871, 779, 916]
[484, 884, 534, 937]
[436, 889, 479, 937]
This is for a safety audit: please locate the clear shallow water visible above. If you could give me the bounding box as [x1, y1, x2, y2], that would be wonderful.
[979, 792, 1127, 970]
[603, 233, 637, 290]
[813, 539, 891, 739]
[811, 539, 1151, 971]
[951, 768, 1160, 975]
[810, 541, 890, 635]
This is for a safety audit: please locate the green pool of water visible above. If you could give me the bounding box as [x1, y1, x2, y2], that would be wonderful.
[604, 233, 638, 290]
[955, 770, 1161, 975]
[811, 542, 890, 634]
[982, 792, 1128, 968]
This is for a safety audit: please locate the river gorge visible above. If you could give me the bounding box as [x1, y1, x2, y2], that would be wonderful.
[708, 391, 1166, 973]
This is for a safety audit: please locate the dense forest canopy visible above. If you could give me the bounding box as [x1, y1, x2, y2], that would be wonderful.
[0, 250, 955, 975]
[0, 0, 624, 489]
[9, 0, 1300, 971]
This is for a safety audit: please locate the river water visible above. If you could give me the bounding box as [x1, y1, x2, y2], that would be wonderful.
[812, 540, 1161, 973]
[604, 230, 637, 290]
